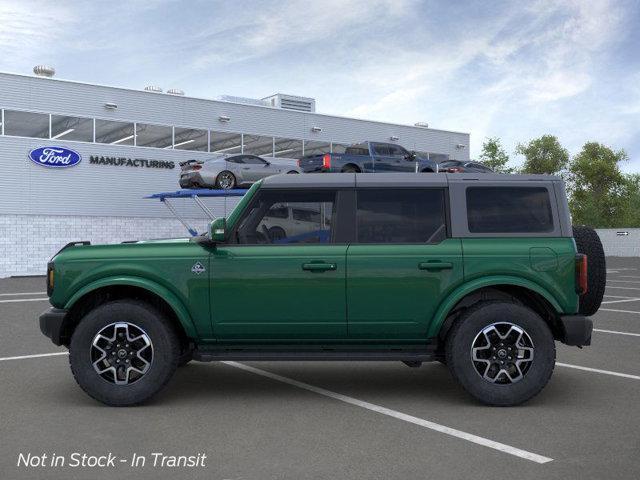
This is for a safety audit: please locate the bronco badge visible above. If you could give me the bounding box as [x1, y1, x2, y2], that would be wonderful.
[191, 262, 206, 275]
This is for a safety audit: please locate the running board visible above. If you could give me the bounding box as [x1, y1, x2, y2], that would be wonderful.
[193, 347, 437, 362]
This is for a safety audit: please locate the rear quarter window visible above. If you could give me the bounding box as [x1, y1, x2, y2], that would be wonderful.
[466, 187, 554, 233]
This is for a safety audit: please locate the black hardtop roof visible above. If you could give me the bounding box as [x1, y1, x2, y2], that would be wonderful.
[260, 173, 562, 189]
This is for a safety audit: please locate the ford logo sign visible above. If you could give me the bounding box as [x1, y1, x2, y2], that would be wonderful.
[28, 146, 82, 168]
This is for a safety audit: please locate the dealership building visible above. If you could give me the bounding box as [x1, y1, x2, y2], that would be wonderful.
[0, 68, 470, 277]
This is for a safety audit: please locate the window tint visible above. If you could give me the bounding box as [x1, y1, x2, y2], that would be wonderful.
[136, 123, 173, 148]
[173, 127, 208, 151]
[210, 131, 242, 154]
[387, 145, 406, 157]
[236, 190, 335, 245]
[373, 144, 390, 156]
[466, 187, 554, 233]
[345, 146, 369, 156]
[356, 189, 447, 244]
[4, 110, 49, 138]
[242, 155, 267, 165]
[227, 156, 244, 164]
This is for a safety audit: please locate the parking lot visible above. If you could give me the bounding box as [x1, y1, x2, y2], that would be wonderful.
[1, 257, 639, 480]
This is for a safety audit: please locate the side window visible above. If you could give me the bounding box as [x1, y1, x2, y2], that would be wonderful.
[356, 189, 447, 244]
[243, 155, 267, 165]
[227, 156, 244, 164]
[387, 145, 406, 157]
[236, 190, 336, 244]
[466, 187, 554, 233]
[373, 144, 390, 156]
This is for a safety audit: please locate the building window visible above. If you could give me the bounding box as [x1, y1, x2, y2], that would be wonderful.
[331, 143, 349, 154]
[95, 119, 135, 145]
[50, 114, 94, 142]
[356, 189, 447, 244]
[173, 127, 208, 151]
[210, 131, 242, 154]
[466, 187, 553, 233]
[274, 137, 303, 158]
[135, 123, 173, 148]
[243, 134, 274, 156]
[303, 140, 331, 156]
[3, 110, 49, 139]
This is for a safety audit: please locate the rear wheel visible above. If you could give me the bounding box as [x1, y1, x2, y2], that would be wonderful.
[573, 226, 606, 316]
[215, 171, 236, 190]
[445, 301, 555, 406]
[69, 300, 180, 406]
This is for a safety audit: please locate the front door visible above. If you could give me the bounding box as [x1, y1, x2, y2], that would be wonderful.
[211, 188, 348, 340]
[346, 188, 464, 339]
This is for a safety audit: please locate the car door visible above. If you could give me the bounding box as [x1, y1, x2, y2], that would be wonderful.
[370, 143, 394, 172]
[387, 144, 416, 172]
[346, 186, 464, 340]
[244, 155, 279, 182]
[210, 188, 349, 339]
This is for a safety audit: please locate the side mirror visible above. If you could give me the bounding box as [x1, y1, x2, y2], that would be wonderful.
[264, 161, 271, 166]
[210, 217, 227, 242]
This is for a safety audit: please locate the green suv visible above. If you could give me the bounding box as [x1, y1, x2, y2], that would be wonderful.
[39, 173, 605, 407]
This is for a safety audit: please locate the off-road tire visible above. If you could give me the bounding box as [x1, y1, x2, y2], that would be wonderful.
[69, 300, 180, 406]
[572, 225, 606, 316]
[445, 301, 555, 406]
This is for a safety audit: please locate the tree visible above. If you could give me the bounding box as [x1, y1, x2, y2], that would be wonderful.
[620, 174, 640, 227]
[568, 142, 628, 227]
[478, 137, 513, 173]
[516, 135, 569, 175]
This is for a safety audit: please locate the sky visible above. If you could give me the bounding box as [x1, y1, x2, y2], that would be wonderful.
[1, 0, 639, 172]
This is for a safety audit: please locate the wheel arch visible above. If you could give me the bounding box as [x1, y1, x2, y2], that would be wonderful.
[61, 276, 197, 346]
[429, 277, 563, 341]
[341, 163, 361, 172]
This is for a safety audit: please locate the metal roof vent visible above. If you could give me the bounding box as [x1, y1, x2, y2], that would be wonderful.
[144, 85, 163, 93]
[33, 65, 55, 77]
[167, 88, 185, 96]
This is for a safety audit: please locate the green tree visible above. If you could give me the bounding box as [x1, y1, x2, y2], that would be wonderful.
[516, 135, 569, 175]
[478, 137, 513, 173]
[620, 174, 640, 227]
[568, 142, 628, 227]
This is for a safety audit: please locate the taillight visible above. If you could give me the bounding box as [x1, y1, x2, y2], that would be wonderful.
[446, 167, 463, 173]
[575, 254, 588, 295]
[297, 159, 301, 167]
[322, 153, 331, 169]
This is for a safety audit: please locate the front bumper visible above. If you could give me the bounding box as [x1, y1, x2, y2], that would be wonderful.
[559, 314, 593, 346]
[39, 308, 68, 346]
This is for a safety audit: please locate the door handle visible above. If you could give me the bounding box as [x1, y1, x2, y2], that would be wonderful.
[302, 262, 336, 272]
[418, 262, 453, 271]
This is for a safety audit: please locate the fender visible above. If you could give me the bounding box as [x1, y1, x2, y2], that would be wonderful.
[64, 275, 198, 338]
[426, 275, 563, 338]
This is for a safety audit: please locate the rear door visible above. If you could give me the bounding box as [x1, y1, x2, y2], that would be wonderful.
[346, 187, 464, 340]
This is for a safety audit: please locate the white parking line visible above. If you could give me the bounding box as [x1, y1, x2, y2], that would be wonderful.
[223, 361, 553, 464]
[601, 297, 640, 305]
[0, 352, 68, 362]
[599, 308, 640, 315]
[613, 275, 640, 280]
[593, 328, 640, 338]
[608, 280, 640, 285]
[0, 297, 49, 304]
[606, 285, 640, 291]
[556, 363, 640, 381]
[0, 292, 47, 296]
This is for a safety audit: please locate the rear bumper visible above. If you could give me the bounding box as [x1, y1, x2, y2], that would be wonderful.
[39, 308, 68, 346]
[559, 314, 593, 346]
[179, 172, 205, 188]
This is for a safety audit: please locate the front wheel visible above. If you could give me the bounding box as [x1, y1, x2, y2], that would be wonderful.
[69, 300, 180, 406]
[445, 301, 555, 406]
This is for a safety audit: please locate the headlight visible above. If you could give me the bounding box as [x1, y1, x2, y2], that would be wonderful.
[47, 262, 54, 296]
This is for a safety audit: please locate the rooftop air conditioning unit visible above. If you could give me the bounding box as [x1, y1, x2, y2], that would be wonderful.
[262, 93, 316, 113]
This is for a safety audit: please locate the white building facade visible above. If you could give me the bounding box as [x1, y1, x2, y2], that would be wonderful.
[0, 71, 470, 277]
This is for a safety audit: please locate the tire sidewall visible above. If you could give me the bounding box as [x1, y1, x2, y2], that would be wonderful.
[69, 301, 179, 406]
[447, 302, 555, 406]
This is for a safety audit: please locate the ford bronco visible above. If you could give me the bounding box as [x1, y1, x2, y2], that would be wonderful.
[39, 173, 605, 406]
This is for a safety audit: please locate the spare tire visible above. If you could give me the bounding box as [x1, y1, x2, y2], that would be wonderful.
[572, 226, 606, 316]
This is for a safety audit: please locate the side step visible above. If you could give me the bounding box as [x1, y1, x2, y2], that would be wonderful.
[193, 347, 437, 362]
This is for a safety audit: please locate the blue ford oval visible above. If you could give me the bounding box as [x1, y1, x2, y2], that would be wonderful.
[28, 146, 82, 168]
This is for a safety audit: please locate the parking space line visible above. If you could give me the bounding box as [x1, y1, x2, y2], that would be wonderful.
[605, 285, 640, 291]
[608, 280, 640, 285]
[0, 297, 49, 304]
[0, 352, 68, 362]
[0, 292, 47, 296]
[556, 363, 640, 381]
[601, 298, 640, 305]
[603, 295, 637, 299]
[613, 275, 640, 280]
[599, 308, 640, 315]
[593, 328, 640, 338]
[223, 361, 553, 464]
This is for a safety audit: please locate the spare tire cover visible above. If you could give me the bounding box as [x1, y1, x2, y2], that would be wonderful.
[572, 226, 606, 316]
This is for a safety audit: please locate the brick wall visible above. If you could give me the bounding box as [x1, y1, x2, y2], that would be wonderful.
[0, 214, 212, 277]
